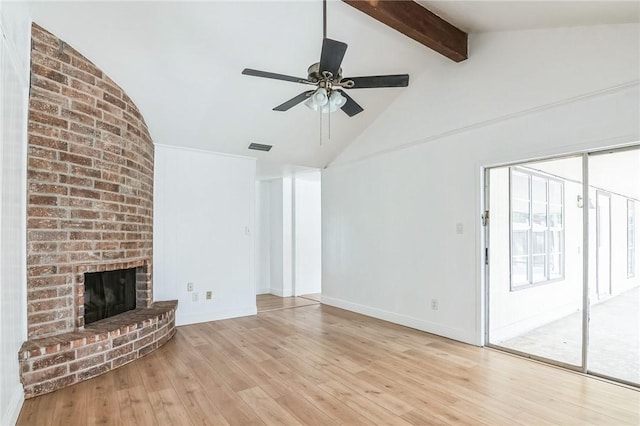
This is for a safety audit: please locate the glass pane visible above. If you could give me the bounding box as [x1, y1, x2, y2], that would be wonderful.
[550, 204, 563, 228]
[588, 148, 640, 385]
[512, 200, 530, 226]
[532, 231, 546, 255]
[513, 231, 529, 256]
[489, 156, 583, 369]
[532, 176, 547, 203]
[549, 230, 562, 253]
[549, 180, 562, 205]
[512, 171, 529, 200]
[532, 255, 547, 282]
[511, 256, 529, 286]
[550, 249, 562, 280]
[532, 202, 547, 227]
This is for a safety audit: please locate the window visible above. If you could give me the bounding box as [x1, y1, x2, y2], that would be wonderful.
[510, 168, 564, 289]
[629, 200, 636, 278]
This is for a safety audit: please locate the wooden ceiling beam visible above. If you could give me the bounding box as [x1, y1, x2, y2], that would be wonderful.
[342, 0, 468, 62]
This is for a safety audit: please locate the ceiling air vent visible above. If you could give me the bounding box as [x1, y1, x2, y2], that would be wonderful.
[248, 143, 272, 152]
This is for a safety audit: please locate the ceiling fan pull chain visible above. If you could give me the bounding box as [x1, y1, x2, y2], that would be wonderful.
[319, 109, 323, 146]
[328, 104, 331, 140]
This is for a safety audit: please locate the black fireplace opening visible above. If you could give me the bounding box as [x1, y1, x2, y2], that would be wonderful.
[84, 268, 136, 325]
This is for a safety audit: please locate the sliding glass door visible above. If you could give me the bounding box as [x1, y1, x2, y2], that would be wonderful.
[486, 146, 640, 386]
[487, 155, 584, 368]
[587, 148, 640, 385]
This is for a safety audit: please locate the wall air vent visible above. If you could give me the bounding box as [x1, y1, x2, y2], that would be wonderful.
[248, 143, 272, 152]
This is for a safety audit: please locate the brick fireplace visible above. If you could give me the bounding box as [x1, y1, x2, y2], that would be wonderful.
[19, 23, 177, 398]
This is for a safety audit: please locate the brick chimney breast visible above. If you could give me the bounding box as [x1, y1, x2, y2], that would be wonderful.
[27, 23, 154, 337]
[21, 23, 177, 399]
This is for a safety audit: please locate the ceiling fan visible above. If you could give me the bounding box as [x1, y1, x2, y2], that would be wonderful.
[241, 0, 409, 117]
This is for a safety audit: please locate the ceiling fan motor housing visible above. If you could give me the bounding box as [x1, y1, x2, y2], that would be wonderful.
[307, 62, 342, 83]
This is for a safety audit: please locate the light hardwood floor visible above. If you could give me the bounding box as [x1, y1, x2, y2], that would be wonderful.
[18, 303, 639, 425]
[256, 294, 320, 313]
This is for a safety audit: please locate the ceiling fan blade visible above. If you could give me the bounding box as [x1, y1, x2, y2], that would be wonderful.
[273, 91, 314, 111]
[343, 74, 410, 89]
[337, 90, 363, 117]
[242, 68, 312, 84]
[319, 38, 348, 77]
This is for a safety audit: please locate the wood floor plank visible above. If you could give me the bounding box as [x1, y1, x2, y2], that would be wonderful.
[176, 345, 264, 425]
[84, 370, 120, 426]
[401, 408, 453, 426]
[274, 391, 339, 425]
[238, 386, 301, 425]
[116, 385, 159, 426]
[160, 344, 231, 426]
[147, 388, 194, 426]
[17, 303, 640, 426]
[50, 380, 86, 426]
[256, 294, 319, 312]
[318, 379, 414, 425]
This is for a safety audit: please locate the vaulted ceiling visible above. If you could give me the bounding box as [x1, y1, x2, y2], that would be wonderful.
[26, 1, 640, 178]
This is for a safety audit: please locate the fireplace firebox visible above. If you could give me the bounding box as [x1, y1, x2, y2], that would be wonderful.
[84, 268, 137, 325]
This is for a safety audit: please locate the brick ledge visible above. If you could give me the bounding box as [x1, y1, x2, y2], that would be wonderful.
[19, 300, 177, 398]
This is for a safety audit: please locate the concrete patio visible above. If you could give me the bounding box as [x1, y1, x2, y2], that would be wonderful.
[500, 287, 639, 385]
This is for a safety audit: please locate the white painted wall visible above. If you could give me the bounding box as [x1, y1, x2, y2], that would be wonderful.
[294, 172, 322, 296]
[267, 178, 291, 296]
[0, 2, 30, 424]
[281, 178, 293, 296]
[323, 24, 640, 346]
[154, 145, 257, 326]
[254, 181, 271, 295]
[335, 24, 640, 165]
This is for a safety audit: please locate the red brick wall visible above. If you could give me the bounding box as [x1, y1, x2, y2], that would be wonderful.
[27, 23, 154, 338]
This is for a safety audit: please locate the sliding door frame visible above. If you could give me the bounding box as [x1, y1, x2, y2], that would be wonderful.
[484, 145, 640, 385]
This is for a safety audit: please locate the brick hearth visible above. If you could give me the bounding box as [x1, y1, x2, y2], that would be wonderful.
[19, 301, 177, 398]
[19, 23, 177, 398]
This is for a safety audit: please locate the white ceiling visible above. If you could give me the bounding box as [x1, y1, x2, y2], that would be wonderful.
[26, 1, 640, 179]
[419, 1, 640, 33]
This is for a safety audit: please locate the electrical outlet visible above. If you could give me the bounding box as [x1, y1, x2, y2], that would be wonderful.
[431, 299, 438, 310]
[206, 291, 212, 300]
[187, 282, 194, 292]
[192, 292, 199, 302]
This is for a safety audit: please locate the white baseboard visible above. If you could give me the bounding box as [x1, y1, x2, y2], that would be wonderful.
[269, 288, 293, 297]
[255, 287, 270, 295]
[2, 384, 24, 426]
[175, 306, 257, 327]
[321, 296, 477, 346]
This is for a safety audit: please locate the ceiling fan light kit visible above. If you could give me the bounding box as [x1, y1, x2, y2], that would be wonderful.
[304, 88, 347, 113]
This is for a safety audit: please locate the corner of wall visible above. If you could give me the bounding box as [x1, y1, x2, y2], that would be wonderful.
[0, 2, 31, 423]
[1, 391, 24, 426]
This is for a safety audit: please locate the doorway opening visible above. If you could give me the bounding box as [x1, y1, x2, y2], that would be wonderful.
[255, 171, 322, 305]
[485, 146, 640, 386]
